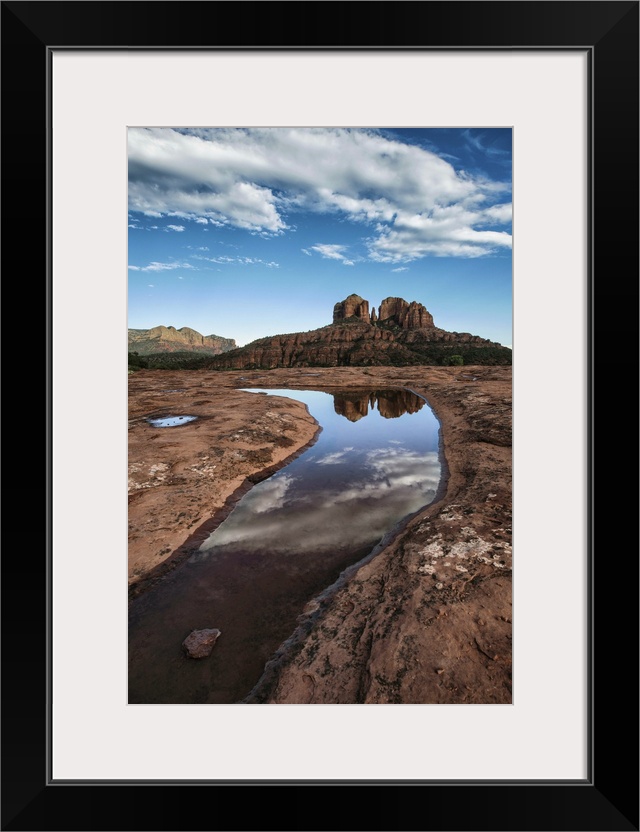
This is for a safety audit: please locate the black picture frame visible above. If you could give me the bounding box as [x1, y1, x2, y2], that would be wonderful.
[2, 2, 638, 830]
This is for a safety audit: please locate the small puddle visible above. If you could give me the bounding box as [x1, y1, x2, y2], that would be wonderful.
[146, 415, 198, 428]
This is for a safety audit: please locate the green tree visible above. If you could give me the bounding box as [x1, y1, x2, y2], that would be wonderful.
[447, 354, 464, 366]
[128, 351, 149, 370]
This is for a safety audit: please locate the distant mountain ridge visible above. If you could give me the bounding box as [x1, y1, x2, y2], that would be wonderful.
[128, 325, 236, 355]
[208, 294, 511, 369]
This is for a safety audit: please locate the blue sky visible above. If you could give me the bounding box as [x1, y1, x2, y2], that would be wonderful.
[128, 127, 512, 347]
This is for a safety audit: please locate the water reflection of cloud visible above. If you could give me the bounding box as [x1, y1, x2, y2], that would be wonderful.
[315, 447, 354, 465]
[199, 474, 297, 551]
[249, 473, 297, 513]
[366, 448, 439, 489]
[197, 448, 440, 557]
[194, 389, 443, 559]
[327, 449, 440, 505]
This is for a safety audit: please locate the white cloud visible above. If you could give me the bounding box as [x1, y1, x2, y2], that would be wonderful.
[369, 203, 513, 261]
[128, 127, 511, 260]
[166, 224, 185, 232]
[191, 254, 279, 268]
[301, 248, 312, 256]
[391, 266, 408, 272]
[128, 261, 194, 272]
[194, 217, 209, 224]
[310, 243, 348, 261]
[308, 244, 360, 265]
[481, 202, 512, 224]
[147, 284, 154, 288]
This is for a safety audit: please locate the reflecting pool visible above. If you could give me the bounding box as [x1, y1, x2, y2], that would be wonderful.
[197, 389, 440, 561]
[129, 388, 441, 704]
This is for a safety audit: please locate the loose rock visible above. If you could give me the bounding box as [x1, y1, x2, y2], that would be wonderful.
[182, 628, 221, 659]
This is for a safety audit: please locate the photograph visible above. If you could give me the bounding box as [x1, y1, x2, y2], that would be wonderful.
[127, 126, 513, 705]
[2, 0, 637, 827]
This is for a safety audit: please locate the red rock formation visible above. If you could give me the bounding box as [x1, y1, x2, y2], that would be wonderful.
[378, 297, 434, 329]
[370, 306, 377, 323]
[208, 294, 510, 369]
[333, 294, 370, 323]
[378, 297, 407, 322]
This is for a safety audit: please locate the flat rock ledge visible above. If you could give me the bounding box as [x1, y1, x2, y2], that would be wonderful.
[182, 628, 222, 659]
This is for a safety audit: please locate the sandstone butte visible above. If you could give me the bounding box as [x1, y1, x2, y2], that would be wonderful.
[129, 360, 512, 705]
[207, 293, 511, 370]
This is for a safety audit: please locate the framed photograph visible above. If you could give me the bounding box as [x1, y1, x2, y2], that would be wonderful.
[3, 2, 637, 830]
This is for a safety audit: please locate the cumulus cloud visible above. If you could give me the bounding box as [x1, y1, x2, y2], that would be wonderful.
[166, 224, 185, 232]
[480, 202, 512, 224]
[128, 127, 511, 259]
[391, 266, 408, 272]
[369, 202, 512, 261]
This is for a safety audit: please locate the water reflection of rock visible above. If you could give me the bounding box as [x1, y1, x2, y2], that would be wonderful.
[333, 390, 425, 422]
[333, 394, 370, 422]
